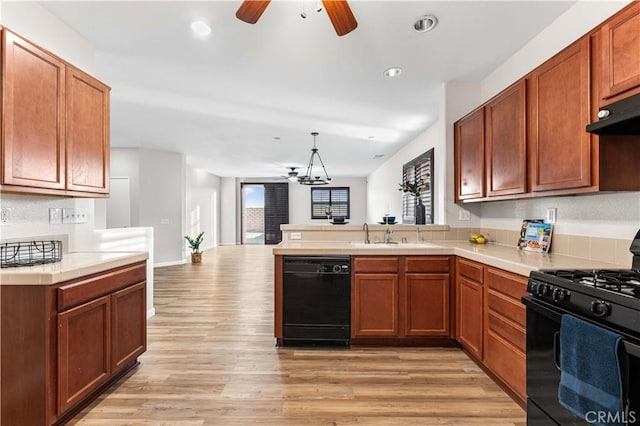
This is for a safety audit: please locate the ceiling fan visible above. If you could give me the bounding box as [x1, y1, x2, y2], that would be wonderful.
[281, 167, 300, 182]
[235, 0, 358, 37]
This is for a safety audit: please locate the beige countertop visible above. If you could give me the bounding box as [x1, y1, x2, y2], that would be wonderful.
[273, 241, 628, 277]
[0, 251, 149, 285]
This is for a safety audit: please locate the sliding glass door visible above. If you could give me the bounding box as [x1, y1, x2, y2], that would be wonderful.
[241, 183, 289, 245]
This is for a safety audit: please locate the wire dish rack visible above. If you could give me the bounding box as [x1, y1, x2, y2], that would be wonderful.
[0, 240, 63, 268]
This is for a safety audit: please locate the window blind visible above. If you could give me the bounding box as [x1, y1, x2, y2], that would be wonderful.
[311, 187, 350, 219]
[402, 149, 434, 224]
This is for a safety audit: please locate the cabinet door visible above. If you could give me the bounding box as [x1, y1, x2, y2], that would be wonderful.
[58, 295, 111, 414]
[2, 30, 66, 190]
[351, 274, 398, 338]
[456, 276, 483, 359]
[404, 273, 450, 337]
[454, 108, 485, 201]
[485, 80, 527, 197]
[529, 37, 591, 192]
[112, 282, 146, 372]
[66, 66, 110, 194]
[601, 2, 640, 100]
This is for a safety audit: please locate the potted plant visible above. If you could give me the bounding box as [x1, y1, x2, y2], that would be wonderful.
[399, 175, 430, 224]
[185, 231, 205, 263]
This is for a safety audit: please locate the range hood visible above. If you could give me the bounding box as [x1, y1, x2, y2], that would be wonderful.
[586, 92, 640, 135]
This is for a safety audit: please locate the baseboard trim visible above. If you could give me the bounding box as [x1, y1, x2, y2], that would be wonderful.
[146, 307, 156, 319]
[154, 259, 187, 268]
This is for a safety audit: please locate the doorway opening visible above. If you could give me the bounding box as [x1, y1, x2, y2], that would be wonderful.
[242, 184, 265, 245]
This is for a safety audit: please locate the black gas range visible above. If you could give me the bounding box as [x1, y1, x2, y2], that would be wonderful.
[527, 268, 640, 334]
[523, 230, 640, 425]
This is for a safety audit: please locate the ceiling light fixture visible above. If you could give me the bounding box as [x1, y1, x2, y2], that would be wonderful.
[413, 15, 438, 33]
[190, 20, 211, 37]
[384, 67, 402, 78]
[298, 132, 332, 186]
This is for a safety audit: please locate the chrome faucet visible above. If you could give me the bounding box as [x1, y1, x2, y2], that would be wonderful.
[384, 227, 393, 243]
[363, 223, 370, 244]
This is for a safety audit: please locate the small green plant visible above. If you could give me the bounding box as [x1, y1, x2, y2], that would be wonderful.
[399, 175, 430, 197]
[184, 231, 204, 253]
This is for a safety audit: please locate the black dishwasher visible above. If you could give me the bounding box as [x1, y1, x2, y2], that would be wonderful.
[281, 256, 351, 346]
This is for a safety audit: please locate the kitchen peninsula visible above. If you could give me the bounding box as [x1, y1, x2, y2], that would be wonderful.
[0, 251, 148, 426]
[273, 226, 628, 405]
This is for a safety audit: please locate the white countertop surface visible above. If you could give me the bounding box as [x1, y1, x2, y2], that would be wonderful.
[273, 240, 628, 276]
[0, 251, 149, 285]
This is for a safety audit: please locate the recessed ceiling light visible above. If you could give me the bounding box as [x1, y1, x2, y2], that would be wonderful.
[191, 20, 211, 37]
[413, 15, 438, 33]
[368, 136, 375, 140]
[273, 136, 281, 140]
[384, 67, 402, 78]
[373, 154, 385, 159]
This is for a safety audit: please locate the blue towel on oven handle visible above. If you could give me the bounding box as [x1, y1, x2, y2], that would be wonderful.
[558, 314, 624, 426]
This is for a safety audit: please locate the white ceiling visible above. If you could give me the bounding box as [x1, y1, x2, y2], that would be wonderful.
[39, 0, 576, 179]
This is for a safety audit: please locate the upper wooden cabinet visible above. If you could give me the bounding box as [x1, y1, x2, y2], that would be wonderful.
[454, 108, 485, 202]
[600, 1, 640, 101]
[66, 67, 110, 194]
[529, 37, 591, 192]
[0, 28, 110, 197]
[485, 80, 527, 197]
[1, 30, 67, 190]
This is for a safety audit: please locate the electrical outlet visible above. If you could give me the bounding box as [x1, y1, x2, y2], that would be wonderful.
[49, 208, 63, 225]
[546, 207, 557, 224]
[63, 208, 89, 224]
[160, 218, 170, 225]
[291, 232, 302, 240]
[0, 208, 11, 225]
[458, 209, 471, 221]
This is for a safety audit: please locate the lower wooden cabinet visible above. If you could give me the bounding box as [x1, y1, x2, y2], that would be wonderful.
[484, 266, 528, 402]
[456, 259, 484, 359]
[1, 261, 146, 426]
[352, 273, 399, 337]
[351, 256, 451, 340]
[404, 273, 449, 336]
[58, 295, 112, 414]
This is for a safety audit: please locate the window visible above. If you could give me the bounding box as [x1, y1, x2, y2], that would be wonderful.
[402, 149, 434, 224]
[311, 187, 350, 219]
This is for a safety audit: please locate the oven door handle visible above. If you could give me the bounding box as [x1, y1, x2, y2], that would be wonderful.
[553, 331, 561, 371]
[623, 340, 640, 358]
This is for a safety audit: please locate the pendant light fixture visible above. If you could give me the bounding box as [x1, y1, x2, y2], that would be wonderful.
[298, 132, 332, 185]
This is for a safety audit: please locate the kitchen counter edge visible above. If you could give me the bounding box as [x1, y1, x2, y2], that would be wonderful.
[0, 251, 149, 285]
[272, 241, 628, 277]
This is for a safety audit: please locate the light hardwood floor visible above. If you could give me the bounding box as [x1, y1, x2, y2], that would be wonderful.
[70, 245, 525, 425]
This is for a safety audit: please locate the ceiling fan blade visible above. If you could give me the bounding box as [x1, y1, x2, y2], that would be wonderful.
[236, 0, 271, 24]
[322, 0, 358, 36]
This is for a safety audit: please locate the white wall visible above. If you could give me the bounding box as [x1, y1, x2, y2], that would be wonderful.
[186, 168, 221, 250]
[220, 177, 238, 245]
[110, 148, 186, 264]
[289, 177, 367, 224]
[1, 1, 94, 73]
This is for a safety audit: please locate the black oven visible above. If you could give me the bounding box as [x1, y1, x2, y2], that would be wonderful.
[524, 296, 640, 425]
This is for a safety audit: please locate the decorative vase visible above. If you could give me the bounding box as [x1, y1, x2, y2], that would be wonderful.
[191, 252, 202, 263]
[415, 198, 426, 225]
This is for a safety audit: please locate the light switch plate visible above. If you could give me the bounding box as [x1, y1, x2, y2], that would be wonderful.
[458, 209, 471, 221]
[291, 232, 302, 240]
[49, 208, 63, 225]
[160, 218, 170, 225]
[63, 208, 89, 224]
[546, 208, 557, 224]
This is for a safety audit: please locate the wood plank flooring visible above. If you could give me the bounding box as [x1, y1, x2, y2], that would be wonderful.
[70, 245, 525, 425]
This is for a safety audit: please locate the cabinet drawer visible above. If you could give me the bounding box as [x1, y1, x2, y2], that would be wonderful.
[58, 262, 146, 311]
[488, 311, 526, 352]
[405, 256, 450, 273]
[486, 330, 526, 399]
[457, 258, 483, 283]
[488, 290, 526, 327]
[353, 257, 398, 273]
[486, 268, 527, 299]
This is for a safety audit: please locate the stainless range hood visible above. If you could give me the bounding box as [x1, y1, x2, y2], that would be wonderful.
[586, 92, 640, 135]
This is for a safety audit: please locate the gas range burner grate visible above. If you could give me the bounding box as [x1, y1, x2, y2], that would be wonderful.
[577, 270, 640, 297]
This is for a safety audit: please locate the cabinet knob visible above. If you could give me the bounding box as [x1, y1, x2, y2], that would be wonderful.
[598, 109, 611, 119]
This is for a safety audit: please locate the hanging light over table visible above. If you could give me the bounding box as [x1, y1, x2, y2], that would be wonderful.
[298, 132, 332, 185]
